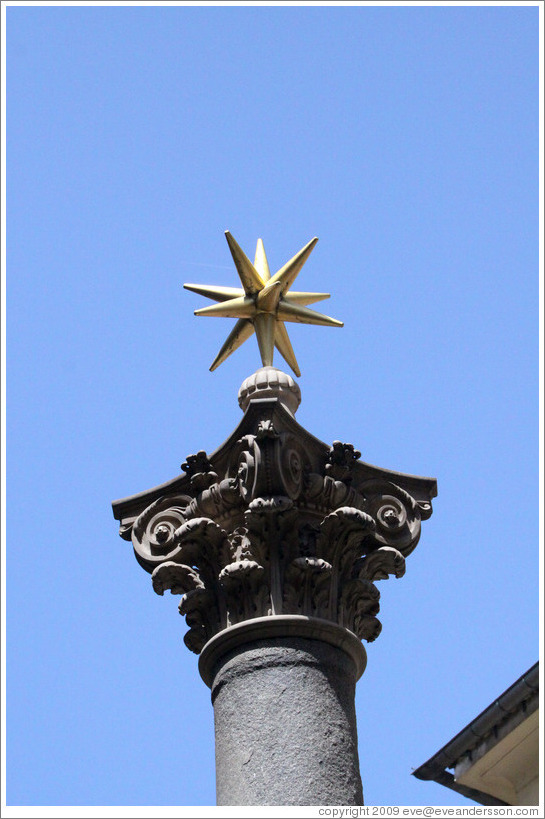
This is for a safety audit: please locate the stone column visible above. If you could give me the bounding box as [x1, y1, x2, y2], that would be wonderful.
[112, 367, 437, 806]
[201, 619, 365, 805]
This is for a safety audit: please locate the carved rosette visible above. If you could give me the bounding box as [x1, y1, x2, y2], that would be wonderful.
[124, 424, 432, 655]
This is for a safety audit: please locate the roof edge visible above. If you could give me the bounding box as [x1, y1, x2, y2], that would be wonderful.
[412, 662, 539, 789]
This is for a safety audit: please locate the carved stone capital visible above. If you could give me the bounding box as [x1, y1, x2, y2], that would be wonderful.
[113, 369, 437, 664]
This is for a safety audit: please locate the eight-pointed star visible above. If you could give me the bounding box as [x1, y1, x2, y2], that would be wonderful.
[184, 231, 343, 377]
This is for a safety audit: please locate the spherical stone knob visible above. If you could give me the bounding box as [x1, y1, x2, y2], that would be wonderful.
[155, 524, 171, 543]
[238, 366, 301, 416]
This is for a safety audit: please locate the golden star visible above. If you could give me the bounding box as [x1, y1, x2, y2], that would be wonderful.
[184, 232, 343, 377]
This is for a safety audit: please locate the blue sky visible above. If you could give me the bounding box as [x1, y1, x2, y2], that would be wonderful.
[4, 1, 541, 811]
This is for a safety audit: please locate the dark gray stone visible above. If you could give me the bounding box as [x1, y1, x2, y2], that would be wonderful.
[211, 636, 363, 806]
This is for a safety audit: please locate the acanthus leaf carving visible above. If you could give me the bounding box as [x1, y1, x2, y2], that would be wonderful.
[226, 527, 254, 563]
[151, 563, 222, 654]
[338, 578, 381, 641]
[180, 589, 221, 654]
[244, 495, 298, 570]
[151, 561, 204, 596]
[283, 557, 332, 619]
[219, 560, 270, 624]
[183, 626, 208, 655]
[174, 516, 228, 566]
[353, 613, 382, 643]
[316, 507, 376, 580]
[356, 546, 406, 582]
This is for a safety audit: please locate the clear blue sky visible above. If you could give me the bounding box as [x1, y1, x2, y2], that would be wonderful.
[5, 2, 540, 811]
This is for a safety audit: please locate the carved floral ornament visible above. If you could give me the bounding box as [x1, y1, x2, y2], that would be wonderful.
[121, 426, 434, 656]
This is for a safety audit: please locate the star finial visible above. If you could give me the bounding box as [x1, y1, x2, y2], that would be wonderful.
[184, 231, 343, 377]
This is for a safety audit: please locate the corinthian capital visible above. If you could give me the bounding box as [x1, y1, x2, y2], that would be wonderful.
[112, 367, 436, 661]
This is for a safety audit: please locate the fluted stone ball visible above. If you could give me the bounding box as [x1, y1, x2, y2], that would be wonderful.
[238, 367, 301, 416]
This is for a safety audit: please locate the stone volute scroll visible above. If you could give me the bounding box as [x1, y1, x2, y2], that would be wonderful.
[112, 232, 437, 807]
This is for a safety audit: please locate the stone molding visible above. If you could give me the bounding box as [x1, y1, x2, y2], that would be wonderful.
[198, 614, 367, 688]
[112, 369, 437, 661]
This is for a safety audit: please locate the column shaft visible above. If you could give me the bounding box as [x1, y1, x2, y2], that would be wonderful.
[210, 637, 364, 806]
